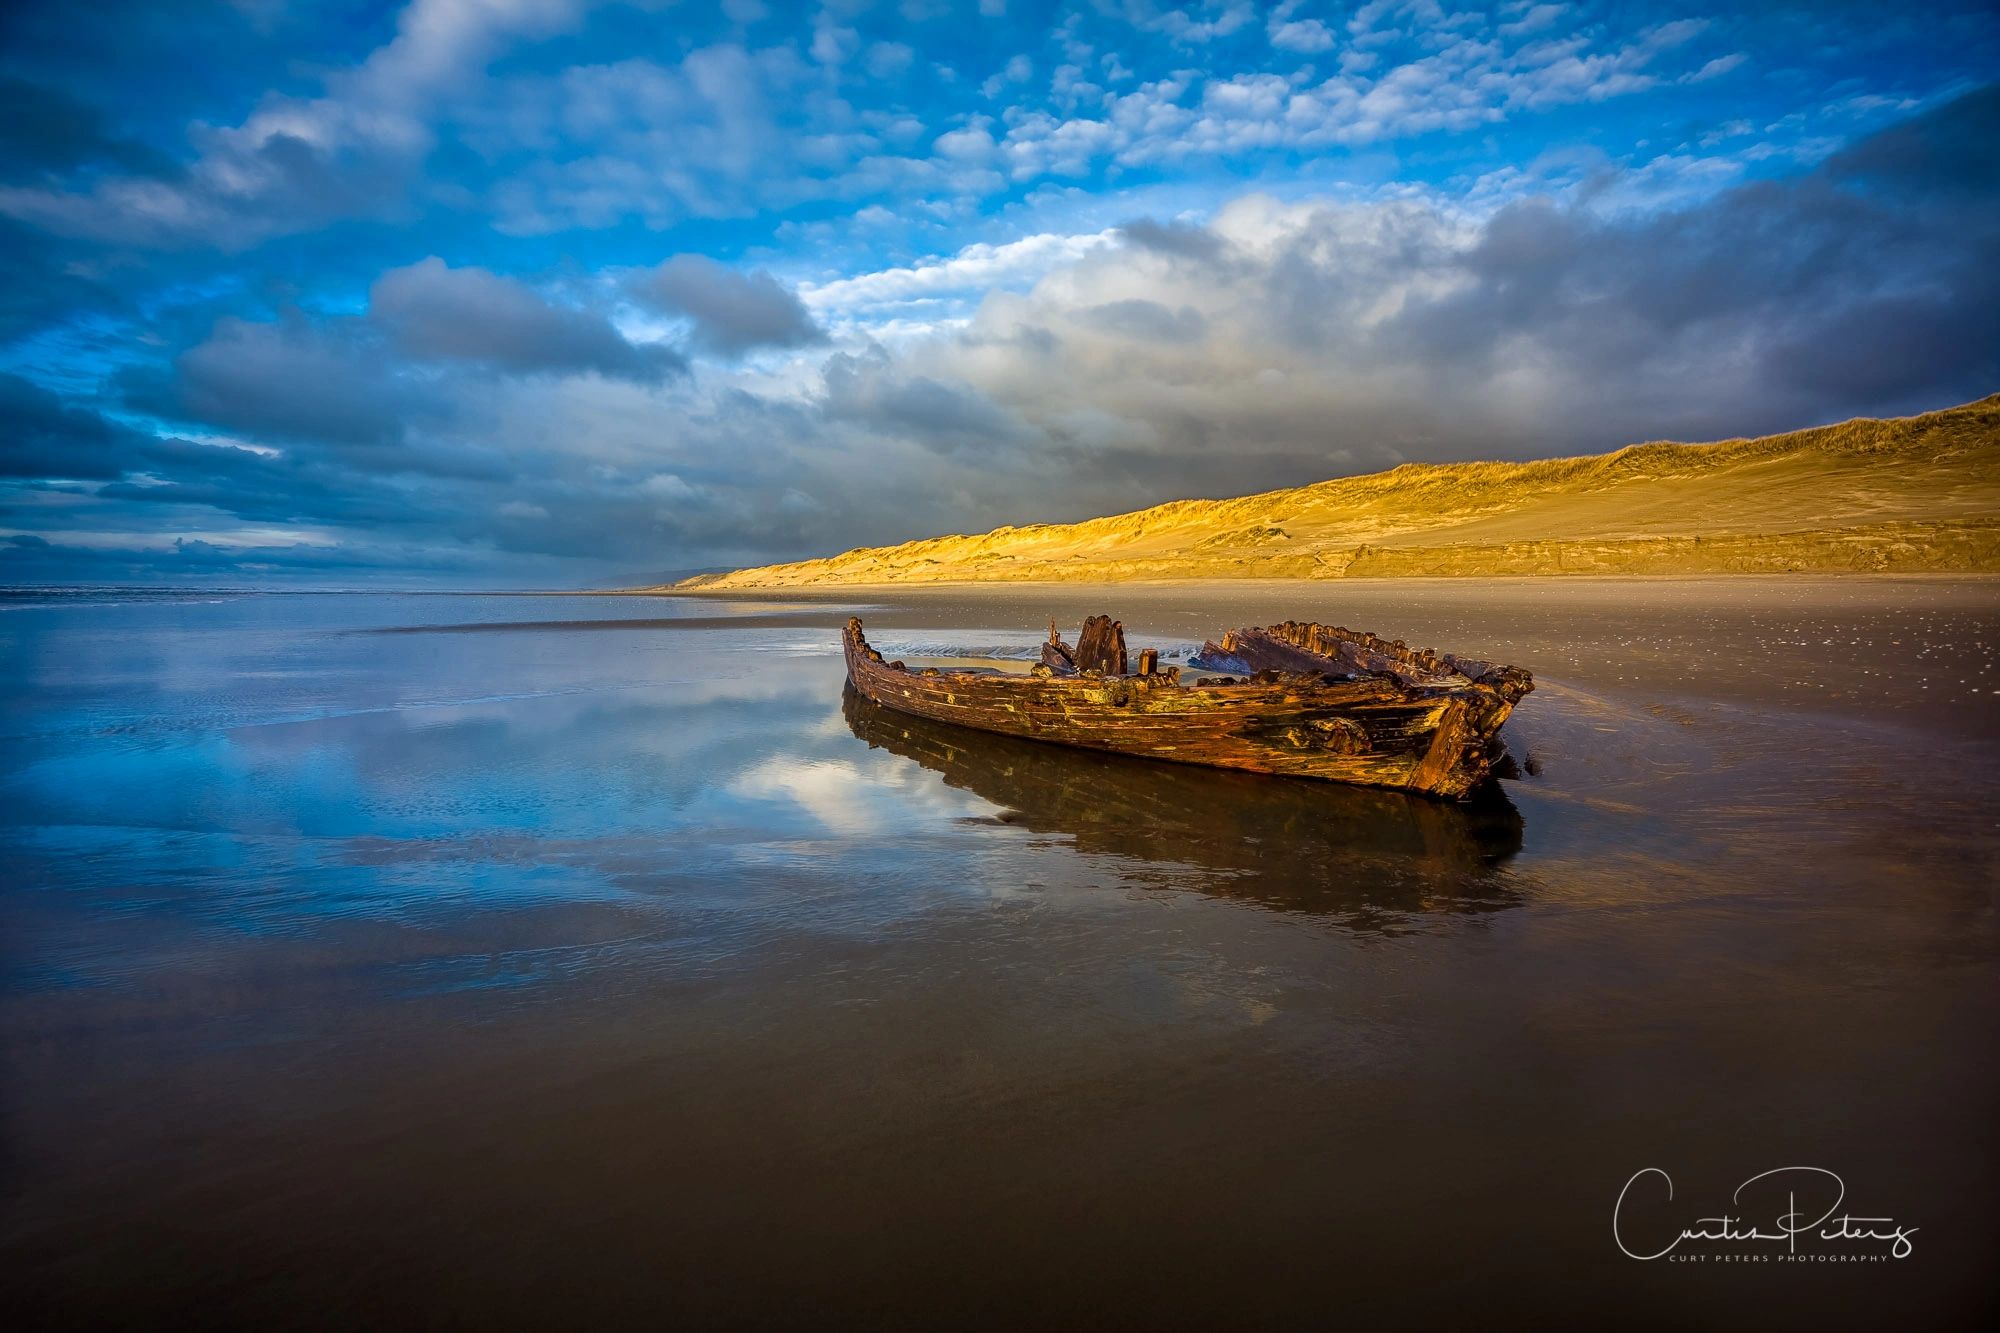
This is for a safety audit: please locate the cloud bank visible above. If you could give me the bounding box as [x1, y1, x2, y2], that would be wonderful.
[0, 1, 1995, 583]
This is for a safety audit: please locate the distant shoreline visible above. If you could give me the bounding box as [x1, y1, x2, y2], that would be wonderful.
[8, 572, 1998, 600]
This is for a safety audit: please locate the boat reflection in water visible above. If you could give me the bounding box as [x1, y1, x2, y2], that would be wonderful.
[843, 686, 1525, 926]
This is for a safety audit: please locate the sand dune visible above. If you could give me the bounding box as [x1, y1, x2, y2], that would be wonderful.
[672, 395, 2000, 588]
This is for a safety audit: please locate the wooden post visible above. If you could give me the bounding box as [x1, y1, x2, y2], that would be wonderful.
[1041, 620, 1078, 674]
[1075, 614, 1128, 676]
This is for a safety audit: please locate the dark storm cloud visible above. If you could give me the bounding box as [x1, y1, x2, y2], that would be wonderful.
[92, 437, 433, 530]
[636, 256, 826, 357]
[0, 533, 490, 584]
[1076, 299, 1207, 343]
[371, 258, 683, 382]
[1824, 83, 2000, 196]
[0, 220, 122, 342]
[905, 82, 2000, 493]
[0, 372, 139, 478]
[821, 348, 1028, 455]
[0, 371, 441, 534]
[1116, 217, 1229, 262]
[1373, 84, 2000, 424]
[0, 78, 177, 181]
[133, 315, 420, 448]
[0, 373, 514, 589]
[125, 254, 682, 476]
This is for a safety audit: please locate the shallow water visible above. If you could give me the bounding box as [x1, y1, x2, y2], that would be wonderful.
[1, 580, 1995, 1329]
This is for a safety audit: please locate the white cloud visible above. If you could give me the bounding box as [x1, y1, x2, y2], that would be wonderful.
[866, 41, 916, 79]
[0, 0, 586, 247]
[1113, 1, 1254, 44]
[641, 472, 702, 502]
[1687, 53, 1747, 83]
[800, 229, 1122, 317]
[1268, 2, 1337, 54]
[979, 15, 1736, 184]
[934, 122, 998, 162]
[982, 52, 1033, 98]
[1270, 18, 1335, 53]
[1499, 4, 1564, 38]
[810, 19, 860, 66]
[0, 0, 1754, 253]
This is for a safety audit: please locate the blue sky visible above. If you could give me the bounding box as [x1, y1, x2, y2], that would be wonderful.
[1, 0, 1995, 585]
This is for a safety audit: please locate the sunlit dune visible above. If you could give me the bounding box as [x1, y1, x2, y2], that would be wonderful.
[671, 395, 2000, 588]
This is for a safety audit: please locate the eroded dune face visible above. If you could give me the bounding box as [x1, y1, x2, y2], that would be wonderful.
[673, 395, 2000, 588]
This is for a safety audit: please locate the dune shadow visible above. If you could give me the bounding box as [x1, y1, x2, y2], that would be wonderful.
[843, 686, 1525, 924]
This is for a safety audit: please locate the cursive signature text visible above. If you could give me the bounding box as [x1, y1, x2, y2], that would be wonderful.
[1613, 1167, 1916, 1261]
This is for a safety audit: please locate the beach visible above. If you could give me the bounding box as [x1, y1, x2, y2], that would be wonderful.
[2, 577, 1995, 1329]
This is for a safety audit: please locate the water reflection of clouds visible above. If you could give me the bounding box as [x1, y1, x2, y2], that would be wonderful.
[3, 604, 1043, 988]
[1, 595, 1540, 1010]
[728, 754, 983, 839]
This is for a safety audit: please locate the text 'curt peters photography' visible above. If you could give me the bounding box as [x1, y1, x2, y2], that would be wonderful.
[1, 2, 1996, 1330]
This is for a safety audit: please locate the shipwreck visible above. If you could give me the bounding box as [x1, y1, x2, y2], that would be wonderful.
[841, 614, 1533, 800]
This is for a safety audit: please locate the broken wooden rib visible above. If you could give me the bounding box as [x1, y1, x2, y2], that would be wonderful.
[842, 614, 1533, 800]
[1041, 614, 1128, 676]
[1040, 619, 1077, 674]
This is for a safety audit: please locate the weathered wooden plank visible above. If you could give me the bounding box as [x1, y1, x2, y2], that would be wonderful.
[863, 682, 1441, 785]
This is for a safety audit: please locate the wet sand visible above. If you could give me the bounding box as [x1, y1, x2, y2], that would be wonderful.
[1, 578, 1995, 1329]
[686, 575, 2000, 732]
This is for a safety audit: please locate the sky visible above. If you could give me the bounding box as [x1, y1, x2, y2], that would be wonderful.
[0, 0, 1995, 586]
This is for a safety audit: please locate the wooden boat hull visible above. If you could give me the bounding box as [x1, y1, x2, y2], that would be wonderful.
[843, 687, 1524, 913]
[841, 617, 1531, 800]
